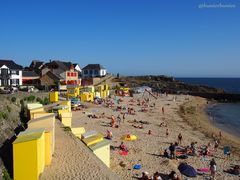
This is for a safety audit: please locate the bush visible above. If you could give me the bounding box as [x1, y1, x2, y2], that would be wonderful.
[36, 97, 42, 102]
[0, 112, 8, 120]
[27, 95, 35, 102]
[6, 105, 11, 112]
[3, 169, 11, 180]
[43, 97, 49, 105]
[11, 97, 16, 103]
[20, 99, 24, 104]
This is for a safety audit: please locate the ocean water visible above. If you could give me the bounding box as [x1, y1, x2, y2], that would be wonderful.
[176, 78, 240, 138]
[206, 103, 240, 138]
[176, 78, 240, 93]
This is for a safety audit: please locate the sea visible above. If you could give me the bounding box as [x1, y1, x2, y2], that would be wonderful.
[176, 78, 240, 138]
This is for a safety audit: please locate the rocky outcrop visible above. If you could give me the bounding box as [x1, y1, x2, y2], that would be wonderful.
[117, 76, 240, 102]
[118, 75, 225, 94]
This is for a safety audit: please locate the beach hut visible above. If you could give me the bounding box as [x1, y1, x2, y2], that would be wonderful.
[13, 129, 45, 180]
[81, 130, 98, 139]
[60, 112, 72, 127]
[67, 84, 80, 98]
[89, 139, 110, 167]
[28, 107, 45, 120]
[52, 105, 69, 113]
[60, 100, 71, 112]
[82, 133, 104, 146]
[27, 103, 43, 110]
[28, 114, 55, 155]
[18, 128, 52, 166]
[32, 112, 55, 119]
[80, 92, 94, 102]
[49, 91, 58, 103]
[71, 127, 86, 139]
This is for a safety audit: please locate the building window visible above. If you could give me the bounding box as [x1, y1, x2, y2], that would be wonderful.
[67, 72, 70, 76]
[89, 70, 93, 75]
[84, 70, 88, 75]
[94, 70, 98, 75]
[11, 79, 17, 84]
[71, 72, 74, 76]
[11, 70, 16, 74]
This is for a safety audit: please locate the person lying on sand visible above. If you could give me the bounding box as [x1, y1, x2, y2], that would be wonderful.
[159, 122, 167, 127]
[163, 149, 170, 158]
[168, 171, 181, 180]
[132, 124, 144, 129]
[224, 165, 240, 175]
[106, 130, 113, 140]
[88, 114, 100, 119]
[140, 171, 150, 180]
[119, 142, 128, 152]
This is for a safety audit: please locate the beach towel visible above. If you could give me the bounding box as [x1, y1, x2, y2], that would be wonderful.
[197, 168, 210, 172]
[119, 150, 128, 156]
[133, 164, 142, 170]
[176, 151, 186, 155]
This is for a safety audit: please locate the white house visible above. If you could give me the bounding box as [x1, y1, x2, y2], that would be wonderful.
[0, 60, 23, 86]
[82, 64, 107, 78]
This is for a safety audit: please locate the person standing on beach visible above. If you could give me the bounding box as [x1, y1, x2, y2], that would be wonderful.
[169, 143, 176, 159]
[162, 106, 165, 115]
[111, 115, 115, 127]
[166, 129, 169, 137]
[210, 158, 217, 179]
[123, 113, 126, 123]
[178, 133, 183, 145]
[117, 115, 121, 125]
[219, 131, 222, 140]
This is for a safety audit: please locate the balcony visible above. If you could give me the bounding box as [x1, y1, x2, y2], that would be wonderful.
[0, 74, 11, 79]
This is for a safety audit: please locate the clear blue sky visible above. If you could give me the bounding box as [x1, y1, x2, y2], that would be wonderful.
[0, 0, 239, 77]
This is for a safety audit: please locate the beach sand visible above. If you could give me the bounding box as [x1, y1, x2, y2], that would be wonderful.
[42, 94, 240, 179]
[40, 120, 119, 180]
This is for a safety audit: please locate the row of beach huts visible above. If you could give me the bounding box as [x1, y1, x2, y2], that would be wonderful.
[12, 93, 110, 180]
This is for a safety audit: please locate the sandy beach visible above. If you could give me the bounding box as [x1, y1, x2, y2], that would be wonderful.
[41, 94, 240, 179]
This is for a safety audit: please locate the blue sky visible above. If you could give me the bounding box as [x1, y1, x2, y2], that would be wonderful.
[0, 0, 239, 77]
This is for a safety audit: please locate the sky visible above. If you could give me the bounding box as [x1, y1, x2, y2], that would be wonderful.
[0, 0, 239, 77]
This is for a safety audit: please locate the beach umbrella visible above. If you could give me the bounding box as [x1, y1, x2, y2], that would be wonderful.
[178, 163, 197, 177]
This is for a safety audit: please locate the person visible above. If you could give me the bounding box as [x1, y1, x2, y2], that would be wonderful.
[214, 139, 219, 151]
[123, 113, 126, 123]
[111, 115, 115, 127]
[219, 131, 222, 140]
[169, 143, 176, 159]
[141, 171, 150, 180]
[224, 165, 240, 175]
[162, 106, 165, 115]
[119, 142, 128, 152]
[148, 130, 152, 135]
[209, 158, 217, 179]
[153, 172, 162, 180]
[169, 171, 181, 180]
[191, 142, 197, 156]
[166, 129, 169, 137]
[178, 133, 183, 145]
[106, 130, 113, 140]
[202, 146, 209, 158]
[163, 149, 169, 158]
[117, 115, 121, 125]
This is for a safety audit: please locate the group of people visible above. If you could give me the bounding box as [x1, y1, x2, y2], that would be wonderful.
[140, 170, 181, 180]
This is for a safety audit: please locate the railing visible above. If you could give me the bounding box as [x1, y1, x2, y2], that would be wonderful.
[0, 74, 10, 79]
